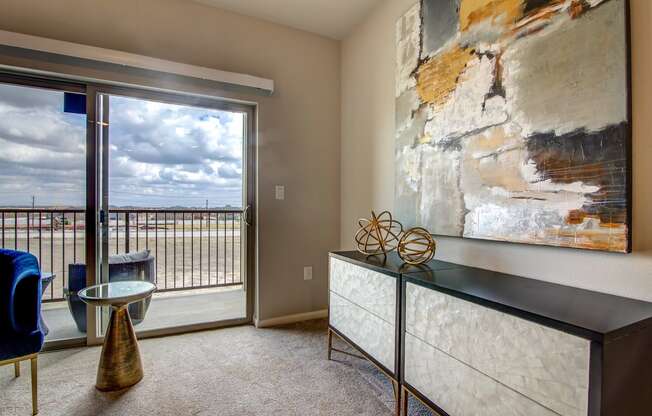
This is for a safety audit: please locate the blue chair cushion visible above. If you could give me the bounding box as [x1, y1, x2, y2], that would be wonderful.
[0, 331, 44, 361]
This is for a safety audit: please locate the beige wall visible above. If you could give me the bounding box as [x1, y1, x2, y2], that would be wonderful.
[0, 0, 341, 321]
[341, 0, 652, 302]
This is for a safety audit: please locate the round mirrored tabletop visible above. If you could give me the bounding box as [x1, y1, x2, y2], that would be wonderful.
[78, 281, 156, 308]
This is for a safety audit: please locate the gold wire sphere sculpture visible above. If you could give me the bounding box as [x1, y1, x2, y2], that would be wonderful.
[397, 227, 436, 265]
[354, 211, 404, 256]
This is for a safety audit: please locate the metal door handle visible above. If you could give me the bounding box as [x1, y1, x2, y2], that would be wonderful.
[243, 205, 252, 227]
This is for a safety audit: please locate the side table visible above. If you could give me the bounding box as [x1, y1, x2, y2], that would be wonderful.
[78, 281, 156, 391]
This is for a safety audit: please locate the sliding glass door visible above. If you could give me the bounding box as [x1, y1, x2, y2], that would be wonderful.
[0, 72, 255, 348]
[92, 87, 254, 339]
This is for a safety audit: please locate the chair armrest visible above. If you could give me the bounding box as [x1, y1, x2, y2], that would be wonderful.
[11, 270, 41, 334]
[1, 249, 42, 335]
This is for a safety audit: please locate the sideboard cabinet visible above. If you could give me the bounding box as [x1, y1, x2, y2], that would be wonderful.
[328, 251, 652, 416]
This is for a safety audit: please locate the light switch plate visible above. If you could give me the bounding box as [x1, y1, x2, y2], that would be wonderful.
[275, 185, 285, 200]
[303, 266, 313, 280]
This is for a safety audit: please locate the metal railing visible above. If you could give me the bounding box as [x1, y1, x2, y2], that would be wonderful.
[0, 208, 244, 302]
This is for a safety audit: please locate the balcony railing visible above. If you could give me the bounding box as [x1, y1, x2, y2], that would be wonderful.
[0, 208, 244, 302]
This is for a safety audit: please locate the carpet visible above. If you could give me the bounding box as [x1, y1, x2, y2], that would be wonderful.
[1, 319, 433, 415]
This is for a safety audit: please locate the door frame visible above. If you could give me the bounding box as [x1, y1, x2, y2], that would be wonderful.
[0, 70, 257, 348]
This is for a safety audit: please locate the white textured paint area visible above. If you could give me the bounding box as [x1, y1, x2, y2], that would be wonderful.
[463, 195, 584, 243]
[502, 0, 628, 137]
[395, 144, 423, 228]
[424, 54, 508, 144]
[395, 88, 423, 139]
[405, 283, 591, 416]
[329, 258, 396, 324]
[395, 2, 421, 98]
[329, 291, 395, 372]
[419, 145, 465, 236]
[404, 333, 558, 416]
[396, 145, 422, 193]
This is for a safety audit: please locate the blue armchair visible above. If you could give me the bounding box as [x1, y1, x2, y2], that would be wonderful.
[1, 249, 44, 415]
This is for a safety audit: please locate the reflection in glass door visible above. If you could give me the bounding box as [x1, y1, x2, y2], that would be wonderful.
[0, 76, 88, 345]
[96, 90, 251, 336]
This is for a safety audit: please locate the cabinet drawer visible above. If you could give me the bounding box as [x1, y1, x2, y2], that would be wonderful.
[329, 291, 395, 372]
[404, 333, 557, 416]
[329, 258, 396, 324]
[405, 282, 590, 416]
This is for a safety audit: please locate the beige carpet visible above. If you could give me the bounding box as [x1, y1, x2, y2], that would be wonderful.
[1, 320, 432, 416]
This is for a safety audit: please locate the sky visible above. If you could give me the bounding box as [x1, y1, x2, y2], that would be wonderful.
[0, 82, 243, 208]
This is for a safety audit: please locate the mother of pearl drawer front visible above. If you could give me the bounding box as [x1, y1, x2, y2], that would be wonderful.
[329, 291, 395, 372]
[404, 333, 558, 416]
[405, 283, 590, 416]
[329, 258, 396, 324]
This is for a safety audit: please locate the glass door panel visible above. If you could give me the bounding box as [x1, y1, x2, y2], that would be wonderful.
[97, 90, 249, 335]
[0, 78, 87, 345]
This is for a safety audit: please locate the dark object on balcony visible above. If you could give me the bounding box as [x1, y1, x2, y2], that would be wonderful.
[0, 249, 44, 415]
[39, 272, 55, 335]
[65, 250, 156, 333]
[66, 265, 88, 333]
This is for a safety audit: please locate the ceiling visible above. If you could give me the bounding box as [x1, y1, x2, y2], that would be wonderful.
[192, 0, 383, 40]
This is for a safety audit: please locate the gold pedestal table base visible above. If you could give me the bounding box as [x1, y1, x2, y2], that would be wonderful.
[78, 281, 156, 392]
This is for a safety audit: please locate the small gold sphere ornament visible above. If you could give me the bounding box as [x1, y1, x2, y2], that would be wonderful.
[398, 227, 436, 265]
[354, 211, 404, 256]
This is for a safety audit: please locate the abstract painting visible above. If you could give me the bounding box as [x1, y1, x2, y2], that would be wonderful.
[395, 0, 631, 252]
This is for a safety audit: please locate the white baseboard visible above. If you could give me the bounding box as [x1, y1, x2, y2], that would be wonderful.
[254, 309, 328, 328]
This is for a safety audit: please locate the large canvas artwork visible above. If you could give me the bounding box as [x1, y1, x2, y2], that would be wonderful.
[395, 0, 631, 252]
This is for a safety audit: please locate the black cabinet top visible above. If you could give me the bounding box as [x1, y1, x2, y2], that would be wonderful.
[330, 251, 459, 277]
[330, 251, 652, 342]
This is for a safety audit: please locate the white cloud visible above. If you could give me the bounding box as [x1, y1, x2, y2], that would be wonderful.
[0, 84, 244, 208]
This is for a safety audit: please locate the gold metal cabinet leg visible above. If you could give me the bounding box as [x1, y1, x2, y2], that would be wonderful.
[14, 361, 20, 377]
[327, 328, 333, 360]
[31, 356, 38, 415]
[392, 380, 401, 416]
[400, 386, 409, 416]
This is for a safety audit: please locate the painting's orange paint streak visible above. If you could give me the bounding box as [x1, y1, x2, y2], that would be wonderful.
[416, 46, 474, 107]
[547, 224, 628, 252]
[566, 210, 586, 225]
[459, 0, 525, 31]
[569, 0, 588, 19]
[566, 211, 621, 226]
[566, 207, 627, 226]
[512, 1, 565, 33]
[562, 210, 627, 251]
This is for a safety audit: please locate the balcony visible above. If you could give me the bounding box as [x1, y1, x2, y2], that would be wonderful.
[1, 208, 246, 341]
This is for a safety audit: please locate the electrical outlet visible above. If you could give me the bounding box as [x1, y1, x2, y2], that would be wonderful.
[303, 266, 313, 281]
[275, 185, 285, 200]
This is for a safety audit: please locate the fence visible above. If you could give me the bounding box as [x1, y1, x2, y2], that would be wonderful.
[0, 208, 244, 301]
